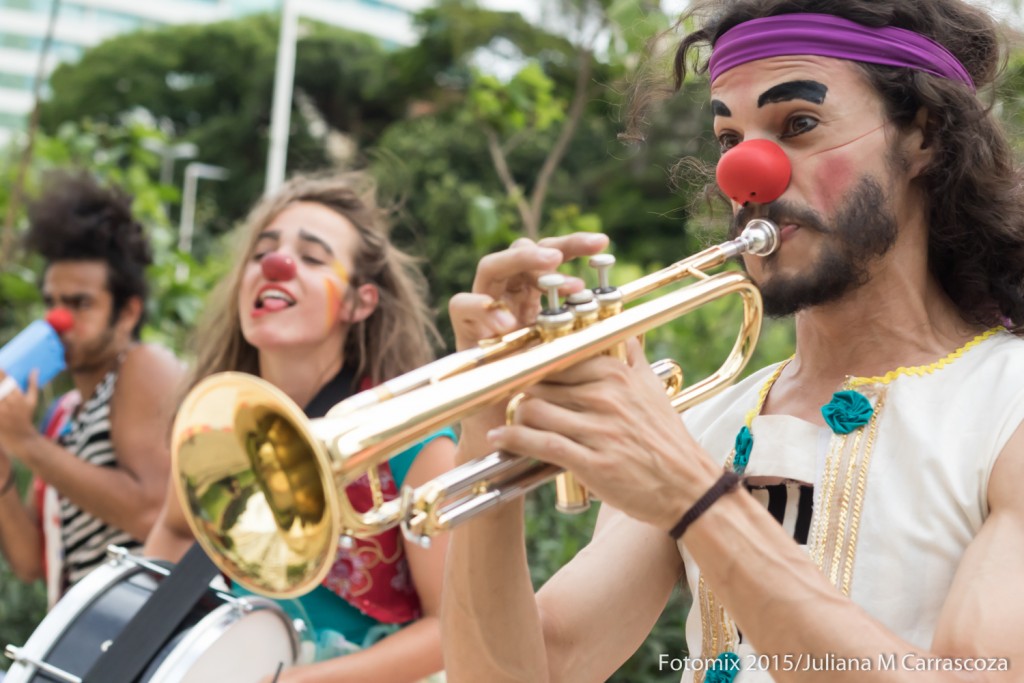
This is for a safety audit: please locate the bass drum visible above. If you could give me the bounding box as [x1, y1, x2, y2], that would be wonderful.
[5, 552, 301, 683]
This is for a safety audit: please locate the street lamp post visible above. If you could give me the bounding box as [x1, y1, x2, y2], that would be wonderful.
[264, 0, 424, 195]
[265, 0, 299, 196]
[141, 138, 199, 188]
[178, 162, 230, 281]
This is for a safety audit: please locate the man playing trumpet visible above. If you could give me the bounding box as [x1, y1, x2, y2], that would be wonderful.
[442, 1, 1024, 681]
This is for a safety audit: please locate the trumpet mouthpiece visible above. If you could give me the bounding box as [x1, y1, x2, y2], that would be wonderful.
[741, 219, 781, 256]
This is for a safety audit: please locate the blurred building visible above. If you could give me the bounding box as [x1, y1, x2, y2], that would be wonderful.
[0, 0, 535, 145]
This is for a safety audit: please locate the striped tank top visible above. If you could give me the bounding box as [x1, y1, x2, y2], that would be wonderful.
[57, 367, 139, 587]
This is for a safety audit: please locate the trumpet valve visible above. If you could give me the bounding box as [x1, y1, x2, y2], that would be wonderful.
[555, 471, 591, 514]
[536, 273, 575, 340]
[588, 253, 616, 292]
[538, 273, 568, 314]
[400, 482, 446, 549]
[567, 291, 599, 330]
[588, 254, 623, 317]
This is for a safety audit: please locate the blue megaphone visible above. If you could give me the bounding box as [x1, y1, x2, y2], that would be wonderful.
[0, 309, 74, 395]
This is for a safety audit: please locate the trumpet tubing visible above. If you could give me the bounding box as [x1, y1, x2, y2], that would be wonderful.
[171, 220, 780, 598]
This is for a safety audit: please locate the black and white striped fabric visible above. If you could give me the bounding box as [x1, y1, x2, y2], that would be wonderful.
[57, 369, 139, 587]
[734, 480, 813, 646]
[745, 480, 814, 545]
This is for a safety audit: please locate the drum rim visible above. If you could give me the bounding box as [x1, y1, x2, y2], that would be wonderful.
[5, 557, 142, 681]
[143, 596, 299, 682]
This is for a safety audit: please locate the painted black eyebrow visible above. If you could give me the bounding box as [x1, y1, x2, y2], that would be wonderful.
[758, 80, 828, 108]
[711, 99, 732, 117]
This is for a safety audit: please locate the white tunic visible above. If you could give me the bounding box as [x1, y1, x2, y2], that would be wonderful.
[676, 330, 1024, 682]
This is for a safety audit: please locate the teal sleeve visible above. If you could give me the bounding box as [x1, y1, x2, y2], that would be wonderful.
[387, 427, 457, 489]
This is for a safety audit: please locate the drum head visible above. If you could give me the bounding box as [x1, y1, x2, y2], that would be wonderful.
[6, 556, 298, 683]
[143, 600, 297, 683]
[5, 560, 151, 683]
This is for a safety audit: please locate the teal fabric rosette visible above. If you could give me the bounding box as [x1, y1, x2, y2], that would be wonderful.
[732, 426, 753, 474]
[821, 390, 874, 435]
[705, 651, 741, 683]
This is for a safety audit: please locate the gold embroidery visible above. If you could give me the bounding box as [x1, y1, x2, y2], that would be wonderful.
[841, 389, 886, 595]
[691, 328, 1001, 668]
[846, 327, 1001, 387]
[696, 574, 737, 683]
[828, 426, 866, 587]
[696, 576, 711, 683]
[695, 362, 789, 672]
[809, 430, 843, 569]
[808, 386, 888, 595]
[744, 359, 791, 428]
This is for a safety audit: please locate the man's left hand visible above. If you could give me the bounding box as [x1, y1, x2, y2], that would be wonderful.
[486, 338, 721, 531]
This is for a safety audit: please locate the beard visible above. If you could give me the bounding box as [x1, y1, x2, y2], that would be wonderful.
[731, 176, 898, 318]
[65, 325, 118, 373]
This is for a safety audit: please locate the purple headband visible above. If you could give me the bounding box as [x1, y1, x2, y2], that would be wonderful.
[708, 14, 975, 92]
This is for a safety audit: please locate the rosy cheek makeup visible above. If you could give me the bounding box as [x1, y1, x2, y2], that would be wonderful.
[816, 157, 856, 215]
[801, 124, 885, 215]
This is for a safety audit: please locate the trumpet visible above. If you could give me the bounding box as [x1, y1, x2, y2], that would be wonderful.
[171, 219, 780, 598]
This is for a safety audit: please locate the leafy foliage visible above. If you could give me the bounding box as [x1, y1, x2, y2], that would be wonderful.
[16, 1, 1024, 679]
[469, 62, 565, 135]
[2, 4, 800, 677]
[39, 15, 402, 229]
[0, 119, 224, 667]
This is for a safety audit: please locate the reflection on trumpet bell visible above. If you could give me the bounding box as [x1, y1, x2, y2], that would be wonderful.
[243, 407, 327, 532]
[171, 219, 781, 598]
[173, 374, 340, 598]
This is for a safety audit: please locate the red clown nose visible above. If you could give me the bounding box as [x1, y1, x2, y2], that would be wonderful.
[45, 308, 74, 333]
[261, 252, 297, 281]
[716, 139, 791, 205]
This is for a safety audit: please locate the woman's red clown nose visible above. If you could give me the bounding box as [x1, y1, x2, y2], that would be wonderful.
[261, 252, 297, 281]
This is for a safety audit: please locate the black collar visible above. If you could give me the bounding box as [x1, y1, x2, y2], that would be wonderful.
[304, 366, 358, 419]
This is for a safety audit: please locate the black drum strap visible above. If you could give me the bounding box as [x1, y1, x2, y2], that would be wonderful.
[82, 543, 220, 683]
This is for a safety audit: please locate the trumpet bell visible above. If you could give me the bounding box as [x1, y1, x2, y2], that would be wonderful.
[172, 372, 340, 598]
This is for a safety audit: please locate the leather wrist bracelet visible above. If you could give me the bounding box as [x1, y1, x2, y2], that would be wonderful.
[668, 470, 742, 540]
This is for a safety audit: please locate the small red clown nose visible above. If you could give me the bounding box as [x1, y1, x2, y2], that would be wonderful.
[716, 139, 791, 205]
[45, 308, 74, 333]
[261, 252, 297, 281]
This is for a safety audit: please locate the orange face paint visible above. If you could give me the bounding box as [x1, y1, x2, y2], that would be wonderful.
[331, 261, 350, 285]
[324, 277, 342, 330]
[324, 261, 350, 329]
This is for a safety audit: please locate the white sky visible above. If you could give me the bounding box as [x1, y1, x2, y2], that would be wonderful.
[658, 0, 1022, 27]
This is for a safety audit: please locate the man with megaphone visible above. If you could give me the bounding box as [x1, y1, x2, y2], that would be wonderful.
[0, 170, 184, 608]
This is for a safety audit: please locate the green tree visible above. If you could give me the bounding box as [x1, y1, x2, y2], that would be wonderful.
[0, 119, 224, 668]
[39, 14, 403, 232]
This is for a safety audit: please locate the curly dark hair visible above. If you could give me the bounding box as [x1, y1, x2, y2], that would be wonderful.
[24, 170, 153, 338]
[636, 0, 1024, 331]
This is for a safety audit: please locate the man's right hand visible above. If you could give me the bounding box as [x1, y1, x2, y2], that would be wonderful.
[449, 233, 609, 351]
[0, 370, 40, 461]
